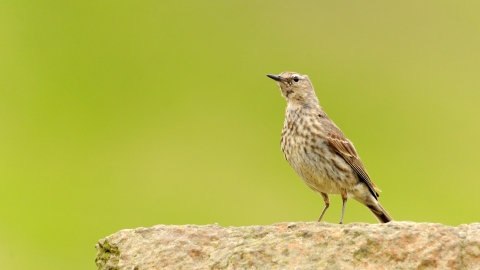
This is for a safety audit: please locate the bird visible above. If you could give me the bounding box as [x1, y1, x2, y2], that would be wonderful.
[267, 71, 392, 224]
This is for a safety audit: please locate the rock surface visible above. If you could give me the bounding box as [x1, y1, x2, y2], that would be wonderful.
[95, 221, 480, 269]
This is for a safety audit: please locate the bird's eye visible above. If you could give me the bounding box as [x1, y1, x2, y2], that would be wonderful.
[293, 76, 299, 82]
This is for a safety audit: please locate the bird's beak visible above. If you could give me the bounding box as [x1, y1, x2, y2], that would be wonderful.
[267, 74, 283, 82]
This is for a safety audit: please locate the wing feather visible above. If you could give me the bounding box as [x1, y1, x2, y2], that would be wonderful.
[323, 119, 380, 199]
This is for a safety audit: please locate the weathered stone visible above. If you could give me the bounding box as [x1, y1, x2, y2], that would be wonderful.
[95, 221, 480, 269]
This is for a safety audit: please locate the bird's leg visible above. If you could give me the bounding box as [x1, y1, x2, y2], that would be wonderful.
[317, 193, 330, 222]
[339, 190, 348, 224]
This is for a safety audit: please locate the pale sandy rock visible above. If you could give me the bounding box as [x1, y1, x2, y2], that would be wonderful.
[95, 221, 480, 270]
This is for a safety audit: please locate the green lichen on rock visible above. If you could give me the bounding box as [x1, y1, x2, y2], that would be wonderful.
[95, 238, 120, 270]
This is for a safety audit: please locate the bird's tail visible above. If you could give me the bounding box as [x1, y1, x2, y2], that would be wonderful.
[366, 202, 393, 223]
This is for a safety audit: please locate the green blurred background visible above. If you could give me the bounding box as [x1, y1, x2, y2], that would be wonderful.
[1, 1, 479, 269]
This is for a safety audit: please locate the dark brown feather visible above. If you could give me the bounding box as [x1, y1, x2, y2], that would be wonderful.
[322, 116, 380, 199]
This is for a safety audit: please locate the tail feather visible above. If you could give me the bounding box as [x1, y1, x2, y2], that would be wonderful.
[366, 202, 393, 223]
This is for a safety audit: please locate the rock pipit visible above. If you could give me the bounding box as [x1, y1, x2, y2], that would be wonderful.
[267, 72, 392, 223]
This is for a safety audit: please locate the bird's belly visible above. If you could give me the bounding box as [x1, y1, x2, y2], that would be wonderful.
[299, 171, 342, 195]
[282, 136, 358, 194]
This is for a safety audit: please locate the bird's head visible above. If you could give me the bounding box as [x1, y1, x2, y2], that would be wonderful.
[267, 72, 319, 107]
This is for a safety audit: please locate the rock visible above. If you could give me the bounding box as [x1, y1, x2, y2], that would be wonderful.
[95, 221, 480, 269]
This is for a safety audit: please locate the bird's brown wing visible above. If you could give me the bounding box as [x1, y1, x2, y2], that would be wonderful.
[325, 122, 380, 199]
